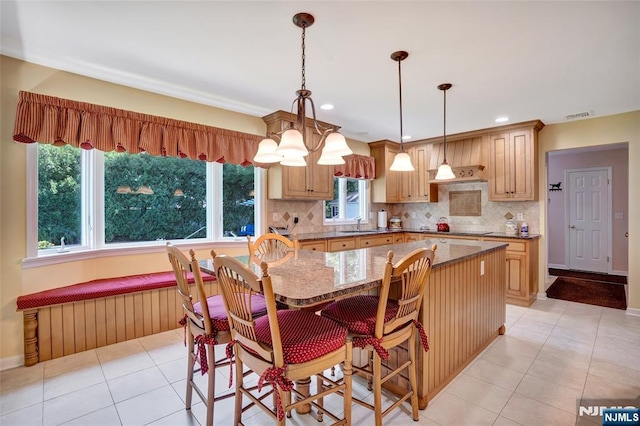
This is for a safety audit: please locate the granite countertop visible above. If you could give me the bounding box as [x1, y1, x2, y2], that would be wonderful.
[293, 228, 540, 242]
[201, 239, 508, 308]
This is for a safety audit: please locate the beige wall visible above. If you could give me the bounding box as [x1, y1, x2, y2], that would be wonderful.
[538, 111, 640, 310]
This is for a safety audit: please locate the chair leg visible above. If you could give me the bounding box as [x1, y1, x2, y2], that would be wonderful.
[316, 376, 324, 422]
[367, 349, 374, 391]
[233, 357, 243, 426]
[205, 343, 216, 426]
[185, 334, 195, 410]
[372, 353, 383, 426]
[408, 331, 419, 421]
[343, 341, 353, 425]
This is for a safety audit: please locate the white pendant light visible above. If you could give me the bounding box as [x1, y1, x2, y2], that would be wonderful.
[317, 149, 346, 165]
[253, 138, 283, 163]
[435, 83, 456, 180]
[390, 151, 413, 171]
[274, 127, 309, 157]
[388, 50, 414, 172]
[321, 132, 352, 156]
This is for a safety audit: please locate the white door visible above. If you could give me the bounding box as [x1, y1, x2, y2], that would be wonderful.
[566, 168, 611, 273]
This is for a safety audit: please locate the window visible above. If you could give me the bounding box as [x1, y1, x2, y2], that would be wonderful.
[323, 177, 369, 224]
[30, 144, 261, 259]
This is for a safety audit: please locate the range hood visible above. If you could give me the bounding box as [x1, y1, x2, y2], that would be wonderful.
[428, 165, 486, 183]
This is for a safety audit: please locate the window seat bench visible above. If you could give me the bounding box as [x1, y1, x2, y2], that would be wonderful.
[16, 271, 216, 366]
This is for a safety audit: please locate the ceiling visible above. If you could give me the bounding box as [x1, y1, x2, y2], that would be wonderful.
[1, 1, 638, 143]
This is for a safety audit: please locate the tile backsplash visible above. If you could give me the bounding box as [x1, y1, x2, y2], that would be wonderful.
[267, 181, 539, 235]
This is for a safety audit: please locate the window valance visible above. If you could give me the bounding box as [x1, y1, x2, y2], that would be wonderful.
[12, 91, 268, 167]
[334, 154, 376, 180]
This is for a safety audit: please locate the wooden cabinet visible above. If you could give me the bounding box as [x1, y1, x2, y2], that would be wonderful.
[298, 239, 326, 251]
[485, 238, 539, 306]
[358, 233, 404, 248]
[488, 122, 544, 201]
[263, 111, 334, 200]
[327, 237, 357, 252]
[370, 141, 401, 203]
[418, 233, 539, 306]
[370, 141, 438, 203]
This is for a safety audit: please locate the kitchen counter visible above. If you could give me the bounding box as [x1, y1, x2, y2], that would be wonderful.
[293, 228, 540, 242]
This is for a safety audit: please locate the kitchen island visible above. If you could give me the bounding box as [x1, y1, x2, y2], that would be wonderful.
[205, 239, 507, 408]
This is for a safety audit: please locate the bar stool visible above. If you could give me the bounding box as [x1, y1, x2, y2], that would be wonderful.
[166, 243, 268, 426]
[321, 244, 437, 426]
[212, 251, 353, 425]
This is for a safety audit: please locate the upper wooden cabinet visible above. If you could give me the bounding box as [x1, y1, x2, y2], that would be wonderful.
[263, 111, 334, 200]
[370, 141, 438, 203]
[427, 136, 488, 182]
[488, 121, 544, 201]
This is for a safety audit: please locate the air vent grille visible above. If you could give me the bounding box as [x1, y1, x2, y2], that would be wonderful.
[565, 111, 591, 120]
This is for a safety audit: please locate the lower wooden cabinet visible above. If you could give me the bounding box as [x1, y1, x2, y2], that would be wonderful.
[485, 238, 538, 306]
[297, 240, 326, 251]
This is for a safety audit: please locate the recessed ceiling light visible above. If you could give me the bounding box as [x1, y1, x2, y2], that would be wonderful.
[320, 104, 334, 110]
[402, 135, 412, 140]
[495, 116, 509, 123]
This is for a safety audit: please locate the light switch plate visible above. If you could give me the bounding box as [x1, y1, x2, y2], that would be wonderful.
[517, 213, 524, 221]
[615, 212, 624, 219]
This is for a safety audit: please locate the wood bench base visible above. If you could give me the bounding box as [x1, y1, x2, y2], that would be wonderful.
[19, 276, 216, 366]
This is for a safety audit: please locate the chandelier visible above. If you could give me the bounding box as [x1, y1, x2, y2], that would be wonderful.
[253, 13, 352, 167]
[434, 83, 456, 180]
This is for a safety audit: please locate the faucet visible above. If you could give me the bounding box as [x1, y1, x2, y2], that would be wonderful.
[355, 216, 362, 231]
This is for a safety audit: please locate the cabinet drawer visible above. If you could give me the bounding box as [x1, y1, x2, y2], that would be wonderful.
[328, 238, 357, 252]
[299, 240, 326, 251]
[358, 235, 395, 248]
[485, 238, 526, 253]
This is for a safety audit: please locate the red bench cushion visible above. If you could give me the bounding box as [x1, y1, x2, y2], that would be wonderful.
[321, 295, 399, 335]
[16, 271, 215, 310]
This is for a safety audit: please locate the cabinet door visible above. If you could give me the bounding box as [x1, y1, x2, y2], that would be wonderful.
[306, 147, 333, 199]
[282, 162, 310, 198]
[510, 130, 535, 200]
[489, 133, 511, 200]
[489, 130, 535, 201]
[505, 252, 528, 299]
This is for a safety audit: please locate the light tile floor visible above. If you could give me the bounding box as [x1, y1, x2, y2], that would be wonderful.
[2, 298, 639, 425]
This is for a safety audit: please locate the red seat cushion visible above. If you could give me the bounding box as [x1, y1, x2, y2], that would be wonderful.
[16, 271, 215, 310]
[193, 293, 268, 332]
[321, 295, 398, 335]
[254, 310, 348, 364]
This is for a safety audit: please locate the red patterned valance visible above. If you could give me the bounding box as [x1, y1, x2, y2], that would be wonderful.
[334, 154, 375, 180]
[12, 91, 268, 167]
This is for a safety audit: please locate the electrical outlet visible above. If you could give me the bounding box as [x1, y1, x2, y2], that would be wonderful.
[273, 213, 278, 222]
[293, 214, 299, 224]
[480, 260, 485, 276]
[411, 212, 416, 219]
[517, 213, 524, 221]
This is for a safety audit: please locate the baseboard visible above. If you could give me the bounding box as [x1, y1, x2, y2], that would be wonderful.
[0, 355, 24, 371]
[626, 307, 640, 317]
[548, 263, 567, 270]
[611, 269, 628, 277]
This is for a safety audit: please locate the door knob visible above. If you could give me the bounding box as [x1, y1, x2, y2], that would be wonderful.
[570, 225, 576, 229]
[625, 231, 628, 238]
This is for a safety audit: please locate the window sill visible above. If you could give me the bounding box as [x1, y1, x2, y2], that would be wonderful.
[22, 238, 247, 269]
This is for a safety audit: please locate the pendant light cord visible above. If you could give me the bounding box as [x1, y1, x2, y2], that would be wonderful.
[442, 87, 447, 162]
[398, 57, 404, 152]
[301, 24, 306, 90]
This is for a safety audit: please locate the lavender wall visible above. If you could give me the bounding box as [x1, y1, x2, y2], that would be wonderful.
[547, 145, 628, 273]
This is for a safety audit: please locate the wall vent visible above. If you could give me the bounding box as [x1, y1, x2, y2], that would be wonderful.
[565, 111, 591, 120]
